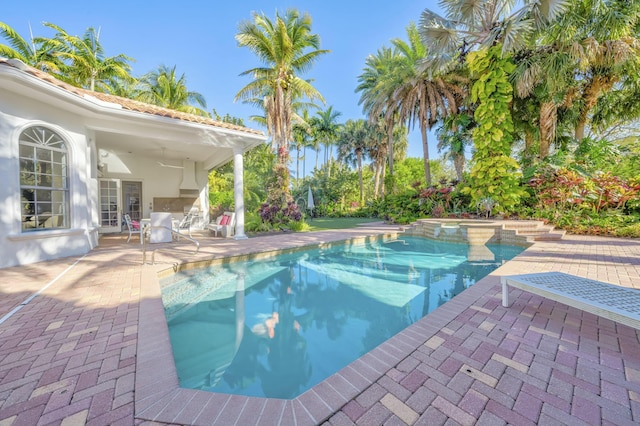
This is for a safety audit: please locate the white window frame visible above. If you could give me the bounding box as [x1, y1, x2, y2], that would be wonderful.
[19, 126, 70, 232]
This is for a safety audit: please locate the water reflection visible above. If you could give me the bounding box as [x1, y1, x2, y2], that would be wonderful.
[163, 237, 524, 398]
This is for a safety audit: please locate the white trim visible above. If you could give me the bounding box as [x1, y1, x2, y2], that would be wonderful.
[15, 121, 75, 234]
[7, 228, 86, 241]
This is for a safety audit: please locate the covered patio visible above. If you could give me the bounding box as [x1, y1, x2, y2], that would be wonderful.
[0, 57, 266, 269]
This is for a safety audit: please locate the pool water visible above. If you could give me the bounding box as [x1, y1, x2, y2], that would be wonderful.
[160, 236, 524, 399]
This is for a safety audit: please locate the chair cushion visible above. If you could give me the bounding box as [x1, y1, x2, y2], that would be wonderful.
[220, 214, 230, 226]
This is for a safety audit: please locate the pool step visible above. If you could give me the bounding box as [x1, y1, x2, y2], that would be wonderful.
[528, 230, 566, 241]
[400, 219, 565, 243]
[502, 223, 565, 241]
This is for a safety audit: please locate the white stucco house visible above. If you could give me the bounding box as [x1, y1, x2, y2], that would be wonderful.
[0, 57, 267, 269]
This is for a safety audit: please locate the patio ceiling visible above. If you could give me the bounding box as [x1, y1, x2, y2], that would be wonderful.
[89, 113, 265, 171]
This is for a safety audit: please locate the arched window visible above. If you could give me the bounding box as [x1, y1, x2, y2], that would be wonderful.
[19, 126, 70, 231]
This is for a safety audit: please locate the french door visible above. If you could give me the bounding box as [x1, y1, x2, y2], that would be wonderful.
[122, 181, 142, 222]
[99, 179, 121, 233]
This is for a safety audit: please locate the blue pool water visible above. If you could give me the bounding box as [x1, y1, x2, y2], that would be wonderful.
[160, 236, 524, 399]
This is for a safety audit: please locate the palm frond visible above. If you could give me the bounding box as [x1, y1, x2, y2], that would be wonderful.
[500, 16, 534, 53]
[419, 11, 461, 57]
[444, 0, 487, 24]
[0, 21, 32, 61]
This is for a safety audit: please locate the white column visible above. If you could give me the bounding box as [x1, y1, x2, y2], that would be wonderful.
[233, 148, 248, 239]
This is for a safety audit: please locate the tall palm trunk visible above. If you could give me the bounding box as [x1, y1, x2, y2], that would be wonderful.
[357, 150, 364, 205]
[273, 79, 291, 165]
[539, 101, 557, 158]
[386, 123, 394, 185]
[325, 143, 331, 178]
[295, 145, 301, 182]
[453, 154, 464, 182]
[525, 129, 534, 153]
[575, 76, 613, 140]
[373, 162, 381, 198]
[421, 120, 432, 186]
[302, 146, 307, 178]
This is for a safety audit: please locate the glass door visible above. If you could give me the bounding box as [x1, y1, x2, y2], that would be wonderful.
[99, 179, 121, 233]
[122, 181, 142, 222]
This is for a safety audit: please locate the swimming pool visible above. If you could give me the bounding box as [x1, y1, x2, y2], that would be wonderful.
[159, 235, 524, 399]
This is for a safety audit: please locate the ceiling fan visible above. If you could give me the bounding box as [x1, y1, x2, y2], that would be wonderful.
[157, 161, 183, 169]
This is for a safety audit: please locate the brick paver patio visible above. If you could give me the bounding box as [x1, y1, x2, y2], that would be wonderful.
[0, 224, 638, 425]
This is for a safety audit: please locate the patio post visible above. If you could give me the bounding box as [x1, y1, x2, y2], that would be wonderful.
[233, 148, 248, 239]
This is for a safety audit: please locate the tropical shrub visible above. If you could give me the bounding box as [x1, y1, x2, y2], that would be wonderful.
[258, 199, 303, 230]
[303, 163, 362, 217]
[527, 166, 640, 237]
[529, 167, 640, 214]
[393, 157, 454, 193]
[288, 220, 310, 232]
[208, 143, 275, 214]
[244, 211, 272, 233]
[363, 180, 471, 224]
[614, 221, 640, 238]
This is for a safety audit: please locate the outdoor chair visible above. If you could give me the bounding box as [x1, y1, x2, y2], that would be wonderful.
[123, 214, 140, 243]
[208, 211, 235, 238]
[173, 210, 197, 240]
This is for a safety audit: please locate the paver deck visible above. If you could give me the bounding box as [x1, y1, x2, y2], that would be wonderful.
[0, 223, 638, 425]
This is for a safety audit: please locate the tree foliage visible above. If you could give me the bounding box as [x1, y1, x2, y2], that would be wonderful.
[138, 65, 208, 115]
[235, 9, 328, 163]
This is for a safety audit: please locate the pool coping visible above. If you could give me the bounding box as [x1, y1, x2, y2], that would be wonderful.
[134, 235, 516, 425]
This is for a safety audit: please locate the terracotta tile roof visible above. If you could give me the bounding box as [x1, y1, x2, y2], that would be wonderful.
[0, 57, 264, 136]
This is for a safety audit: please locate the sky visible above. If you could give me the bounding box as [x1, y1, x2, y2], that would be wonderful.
[2, 0, 444, 172]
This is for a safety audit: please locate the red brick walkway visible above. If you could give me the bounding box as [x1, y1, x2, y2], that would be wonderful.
[0, 227, 638, 425]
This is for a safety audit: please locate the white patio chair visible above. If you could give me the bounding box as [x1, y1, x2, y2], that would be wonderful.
[173, 210, 196, 239]
[123, 214, 140, 243]
[208, 211, 235, 238]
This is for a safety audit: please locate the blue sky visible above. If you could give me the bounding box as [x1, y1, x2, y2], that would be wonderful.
[2, 1, 443, 167]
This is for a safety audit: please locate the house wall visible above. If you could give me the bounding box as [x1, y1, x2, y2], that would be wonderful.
[0, 90, 99, 268]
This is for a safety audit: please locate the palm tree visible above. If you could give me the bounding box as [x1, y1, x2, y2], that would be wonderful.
[337, 119, 369, 205]
[509, 0, 639, 159]
[312, 106, 342, 176]
[590, 61, 640, 135]
[556, 0, 640, 140]
[419, 0, 568, 160]
[356, 46, 404, 183]
[104, 75, 144, 99]
[511, 44, 576, 159]
[45, 23, 133, 93]
[436, 112, 473, 181]
[0, 21, 60, 72]
[419, 0, 568, 211]
[306, 116, 322, 171]
[366, 120, 391, 198]
[138, 65, 208, 116]
[291, 109, 313, 184]
[418, 0, 569, 70]
[391, 23, 466, 186]
[235, 9, 328, 165]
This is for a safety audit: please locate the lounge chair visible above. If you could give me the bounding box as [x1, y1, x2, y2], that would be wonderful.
[173, 209, 197, 239]
[208, 211, 235, 238]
